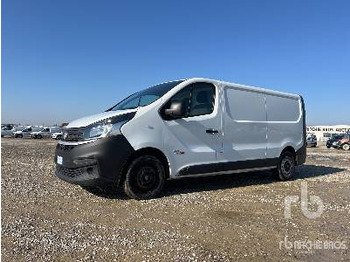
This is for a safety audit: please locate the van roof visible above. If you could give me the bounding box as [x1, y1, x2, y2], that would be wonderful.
[184, 77, 301, 99]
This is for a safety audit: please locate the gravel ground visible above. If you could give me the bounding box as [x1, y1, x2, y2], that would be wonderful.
[1, 138, 350, 261]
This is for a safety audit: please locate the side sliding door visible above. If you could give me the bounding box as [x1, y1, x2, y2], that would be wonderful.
[219, 87, 268, 166]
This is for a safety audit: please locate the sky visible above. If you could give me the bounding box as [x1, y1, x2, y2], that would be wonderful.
[1, 0, 350, 126]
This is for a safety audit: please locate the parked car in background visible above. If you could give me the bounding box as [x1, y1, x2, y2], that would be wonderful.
[306, 134, 317, 147]
[1, 126, 15, 137]
[51, 132, 63, 140]
[13, 126, 41, 138]
[326, 134, 344, 148]
[31, 127, 61, 139]
[333, 134, 350, 150]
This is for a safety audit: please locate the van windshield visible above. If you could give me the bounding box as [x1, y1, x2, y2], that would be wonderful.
[108, 80, 184, 111]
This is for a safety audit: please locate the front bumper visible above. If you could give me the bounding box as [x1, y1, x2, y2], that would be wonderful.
[56, 164, 100, 186]
[55, 135, 134, 186]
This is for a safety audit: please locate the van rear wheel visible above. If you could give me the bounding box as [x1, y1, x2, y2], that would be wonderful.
[275, 151, 295, 181]
[123, 155, 166, 199]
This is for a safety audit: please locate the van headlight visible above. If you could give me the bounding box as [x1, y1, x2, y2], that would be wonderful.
[83, 112, 136, 140]
[86, 123, 113, 139]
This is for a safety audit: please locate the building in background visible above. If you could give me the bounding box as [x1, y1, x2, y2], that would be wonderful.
[307, 125, 350, 141]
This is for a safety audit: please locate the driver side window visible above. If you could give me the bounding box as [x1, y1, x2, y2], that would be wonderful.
[189, 83, 215, 117]
[163, 82, 216, 119]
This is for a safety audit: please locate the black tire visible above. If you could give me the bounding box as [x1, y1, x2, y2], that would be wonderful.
[326, 145, 331, 148]
[275, 151, 295, 181]
[342, 143, 350, 151]
[15, 134, 23, 138]
[124, 155, 166, 199]
[37, 135, 42, 139]
[56, 135, 62, 140]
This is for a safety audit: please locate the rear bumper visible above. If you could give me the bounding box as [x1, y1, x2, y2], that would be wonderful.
[297, 95, 307, 165]
[55, 135, 134, 186]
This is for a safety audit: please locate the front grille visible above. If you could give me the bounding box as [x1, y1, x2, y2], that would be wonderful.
[62, 128, 85, 141]
[56, 165, 83, 178]
[56, 165, 97, 179]
[56, 143, 76, 152]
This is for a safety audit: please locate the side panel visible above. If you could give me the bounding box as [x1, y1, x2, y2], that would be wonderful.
[219, 87, 267, 162]
[266, 94, 304, 158]
[121, 79, 305, 179]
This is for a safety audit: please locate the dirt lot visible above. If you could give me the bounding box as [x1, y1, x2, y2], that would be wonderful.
[1, 138, 349, 261]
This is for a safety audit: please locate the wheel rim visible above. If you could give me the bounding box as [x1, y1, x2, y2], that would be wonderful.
[136, 166, 157, 190]
[343, 144, 350, 150]
[281, 156, 294, 177]
[130, 161, 162, 195]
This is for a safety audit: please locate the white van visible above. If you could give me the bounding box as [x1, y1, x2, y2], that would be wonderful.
[55, 78, 306, 199]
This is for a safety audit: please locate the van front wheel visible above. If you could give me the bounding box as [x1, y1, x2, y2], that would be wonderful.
[124, 155, 166, 199]
[275, 151, 295, 181]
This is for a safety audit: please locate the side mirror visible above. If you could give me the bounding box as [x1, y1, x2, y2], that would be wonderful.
[164, 102, 184, 119]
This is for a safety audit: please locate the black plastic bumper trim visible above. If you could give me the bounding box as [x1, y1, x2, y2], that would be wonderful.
[178, 158, 279, 176]
[54, 135, 135, 186]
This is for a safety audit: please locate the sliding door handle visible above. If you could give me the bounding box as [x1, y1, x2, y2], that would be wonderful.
[206, 129, 219, 134]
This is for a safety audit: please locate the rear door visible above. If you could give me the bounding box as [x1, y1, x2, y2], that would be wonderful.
[162, 82, 222, 176]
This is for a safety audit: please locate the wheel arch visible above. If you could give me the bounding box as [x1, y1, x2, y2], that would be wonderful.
[281, 146, 297, 163]
[119, 147, 170, 186]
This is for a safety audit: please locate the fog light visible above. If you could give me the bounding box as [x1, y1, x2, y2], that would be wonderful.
[86, 167, 94, 175]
